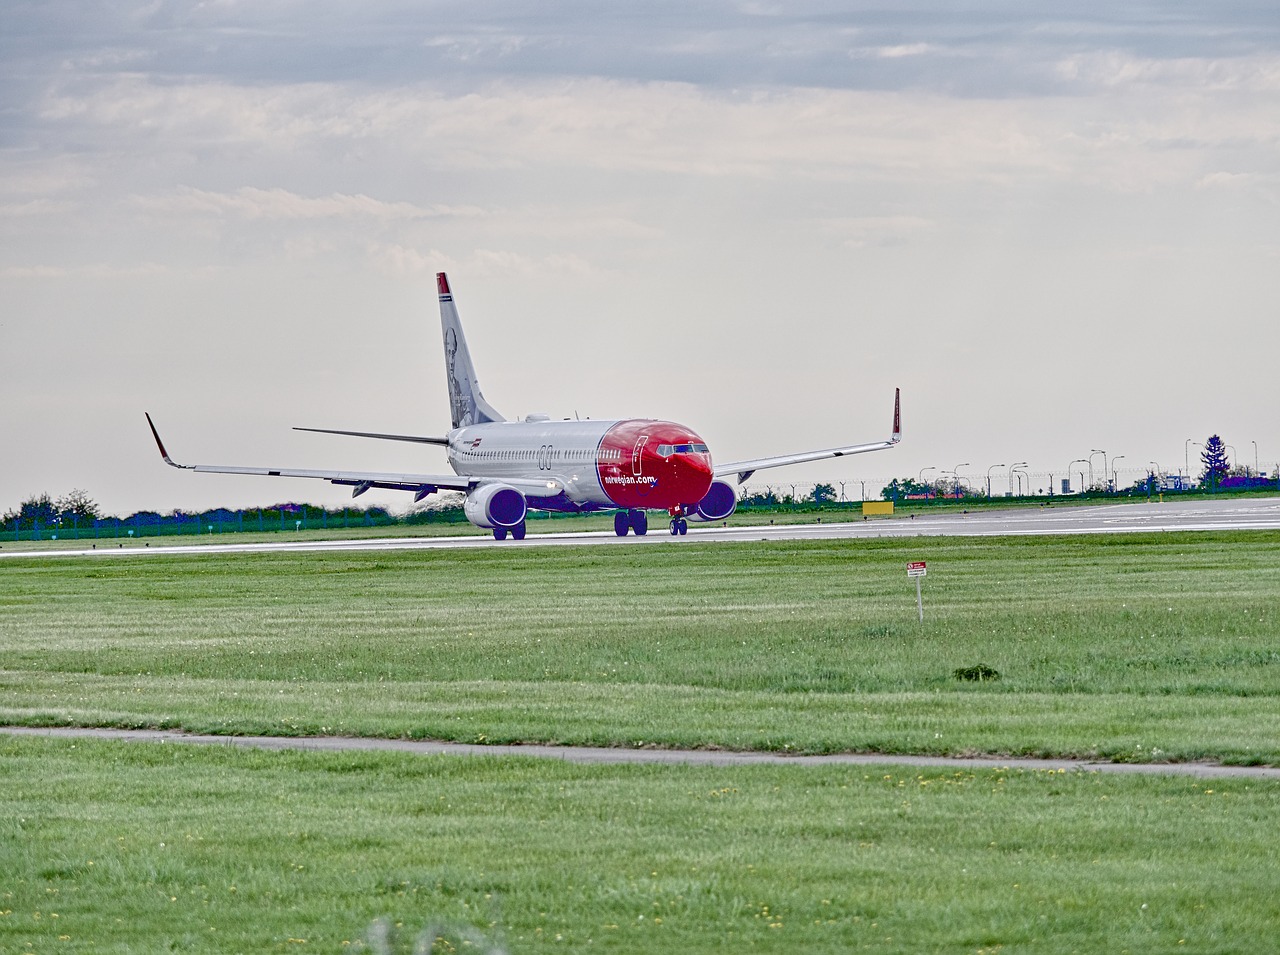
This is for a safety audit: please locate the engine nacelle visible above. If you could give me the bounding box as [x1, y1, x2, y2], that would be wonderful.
[691, 479, 737, 522]
[464, 484, 528, 529]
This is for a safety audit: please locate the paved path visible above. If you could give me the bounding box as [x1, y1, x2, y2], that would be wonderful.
[6, 726, 1278, 780]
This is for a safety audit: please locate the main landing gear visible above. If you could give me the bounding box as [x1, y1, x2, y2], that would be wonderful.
[492, 522, 527, 541]
[613, 510, 648, 537]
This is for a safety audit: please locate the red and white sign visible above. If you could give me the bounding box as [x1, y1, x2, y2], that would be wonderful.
[906, 561, 927, 578]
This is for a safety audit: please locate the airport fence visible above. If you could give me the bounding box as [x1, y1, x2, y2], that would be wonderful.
[742, 469, 1279, 504]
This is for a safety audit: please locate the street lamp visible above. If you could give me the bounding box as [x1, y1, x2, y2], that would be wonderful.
[1012, 463, 1030, 497]
[918, 466, 937, 495]
[1252, 440, 1259, 477]
[986, 463, 1005, 498]
[1185, 438, 1201, 481]
[1069, 459, 1088, 494]
[1008, 461, 1027, 496]
[1090, 449, 1107, 491]
[953, 463, 970, 499]
[1111, 454, 1125, 491]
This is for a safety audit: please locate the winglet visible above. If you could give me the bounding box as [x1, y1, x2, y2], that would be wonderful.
[145, 413, 184, 468]
[891, 387, 901, 443]
[437, 272, 451, 297]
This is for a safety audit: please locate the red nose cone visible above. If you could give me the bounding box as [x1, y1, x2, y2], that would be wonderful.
[598, 420, 713, 511]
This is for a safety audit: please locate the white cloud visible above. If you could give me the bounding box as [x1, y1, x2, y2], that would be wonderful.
[35, 72, 1276, 194]
[1056, 51, 1280, 93]
[133, 186, 486, 222]
[0, 199, 76, 218]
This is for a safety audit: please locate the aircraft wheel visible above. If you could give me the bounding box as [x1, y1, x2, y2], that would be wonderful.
[631, 510, 648, 536]
[493, 527, 508, 541]
[669, 519, 679, 536]
[678, 519, 688, 535]
[512, 522, 526, 541]
[614, 512, 630, 537]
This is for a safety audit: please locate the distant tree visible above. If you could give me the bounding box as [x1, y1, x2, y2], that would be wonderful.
[881, 477, 936, 501]
[740, 489, 780, 507]
[1200, 435, 1231, 488]
[56, 489, 100, 521]
[811, 483, 837, 505]
[4, 490, 103, 528]
[3, 493, 59, 529]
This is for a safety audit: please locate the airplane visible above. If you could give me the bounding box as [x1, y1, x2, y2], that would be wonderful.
[146, 272, 901, 540]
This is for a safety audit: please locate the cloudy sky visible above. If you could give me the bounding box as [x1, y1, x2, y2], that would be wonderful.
[3, 1, 1278, 515]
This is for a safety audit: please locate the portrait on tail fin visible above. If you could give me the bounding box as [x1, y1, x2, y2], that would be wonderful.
[437, 272, 504, 430]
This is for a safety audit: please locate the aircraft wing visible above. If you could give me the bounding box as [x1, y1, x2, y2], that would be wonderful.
[145, 414, 562, 501]
[714, 388, 900, 484]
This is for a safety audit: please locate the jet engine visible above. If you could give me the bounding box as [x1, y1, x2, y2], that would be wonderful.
[691, 479, 737, 522]
[464, 484, 528, 529]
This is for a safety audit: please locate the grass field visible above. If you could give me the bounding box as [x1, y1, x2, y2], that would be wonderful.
[3, 532, 1279, 762]
[3, 530, 1280, 951]
[4, 735, 1280, 954]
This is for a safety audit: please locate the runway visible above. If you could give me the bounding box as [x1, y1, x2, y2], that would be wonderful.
[3, 495, 1278, 559]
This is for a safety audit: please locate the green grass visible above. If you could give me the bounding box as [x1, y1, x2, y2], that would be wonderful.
[3, 735, 1279, 954]
[5, 531, 1280, 951]
[2, 532, 1279, 763]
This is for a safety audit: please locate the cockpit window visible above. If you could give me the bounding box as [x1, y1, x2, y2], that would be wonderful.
[657, 442, 709, 456]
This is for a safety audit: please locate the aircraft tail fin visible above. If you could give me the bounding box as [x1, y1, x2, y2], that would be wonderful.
[437, 273, 505, 430]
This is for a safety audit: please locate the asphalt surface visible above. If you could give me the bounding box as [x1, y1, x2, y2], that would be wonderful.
[3, 496, 1279, 559]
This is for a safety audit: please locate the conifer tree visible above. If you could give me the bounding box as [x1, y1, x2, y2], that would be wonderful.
[1200, 435, 1231, 487]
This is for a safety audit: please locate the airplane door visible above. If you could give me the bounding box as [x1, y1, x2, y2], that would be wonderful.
[632, 435, 649, 476]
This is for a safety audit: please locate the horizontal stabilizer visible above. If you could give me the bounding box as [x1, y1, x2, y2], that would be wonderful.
[145, 414, 563, 501]
[294, 427, 449, 446]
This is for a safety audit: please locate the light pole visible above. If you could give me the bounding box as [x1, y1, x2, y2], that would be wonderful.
[1111, 454, 1125, 491]
[1089, 449, 1107, 491]
[1253, 440, 1259, 477]
[1069, 459, 1088, 494]
[1185, 438, 1200, 481]
[1009, 461, 1027, 496]
[1227, 446, 1237, 473]
[1013, 464, 1030, 496]
[918, 466, 937, 496]
[953, 463, 970, 499]
[986, 463, 1005, 498]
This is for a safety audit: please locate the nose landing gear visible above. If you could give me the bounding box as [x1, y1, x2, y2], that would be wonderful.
[668, 506, 688, 536]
